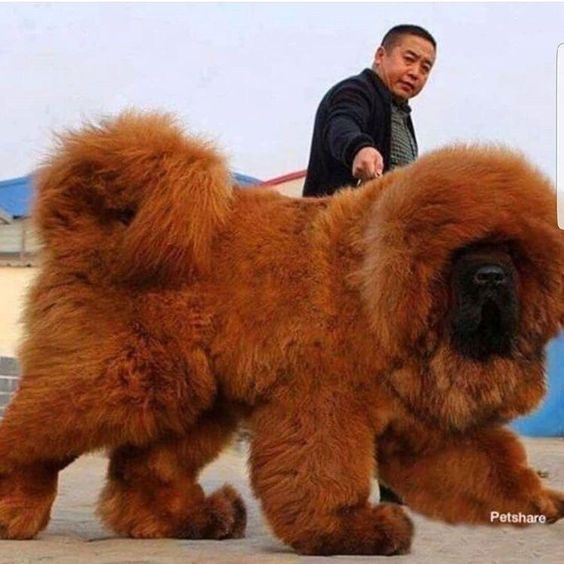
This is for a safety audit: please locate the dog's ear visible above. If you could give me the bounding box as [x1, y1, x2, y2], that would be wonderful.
[359, 221, 440, 357]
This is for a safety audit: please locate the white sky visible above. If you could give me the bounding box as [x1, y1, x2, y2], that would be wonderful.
[1, 2, 563, 181]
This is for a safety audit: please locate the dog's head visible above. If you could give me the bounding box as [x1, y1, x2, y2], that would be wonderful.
[358, 146, 564, 431]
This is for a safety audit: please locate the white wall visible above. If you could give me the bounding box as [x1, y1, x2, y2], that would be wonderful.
[0, 267, 36, 357]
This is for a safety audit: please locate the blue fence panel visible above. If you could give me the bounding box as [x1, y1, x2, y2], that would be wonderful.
[513, 333, 564, 437]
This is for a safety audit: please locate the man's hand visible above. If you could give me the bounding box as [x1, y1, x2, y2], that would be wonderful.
[352, 147, 384, 182]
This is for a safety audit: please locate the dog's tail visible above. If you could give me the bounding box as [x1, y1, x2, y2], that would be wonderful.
[33, 111, 232, 282]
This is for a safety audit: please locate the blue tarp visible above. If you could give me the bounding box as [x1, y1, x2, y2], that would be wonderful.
[0, 176, 32, 218]
[513, 334, 564, 437]
[232, 172, 262, 187]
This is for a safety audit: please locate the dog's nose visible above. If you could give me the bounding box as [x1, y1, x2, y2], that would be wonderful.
[473, 265, 507, 286]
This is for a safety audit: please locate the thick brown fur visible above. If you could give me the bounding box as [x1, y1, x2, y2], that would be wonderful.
[1, 112, 563, 554]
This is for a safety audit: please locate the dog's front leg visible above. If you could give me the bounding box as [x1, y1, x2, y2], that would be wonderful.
[248, 392, 413, 556]
[378, 424, 564, 526]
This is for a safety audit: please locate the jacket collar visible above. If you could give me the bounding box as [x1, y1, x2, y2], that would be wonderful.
[363, 68, 392, 103]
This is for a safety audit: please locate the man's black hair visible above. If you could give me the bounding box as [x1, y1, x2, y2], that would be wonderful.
[382, 25, 436, 50]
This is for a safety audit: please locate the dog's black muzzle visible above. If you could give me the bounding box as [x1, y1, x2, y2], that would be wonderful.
[450, 259, 519, 361]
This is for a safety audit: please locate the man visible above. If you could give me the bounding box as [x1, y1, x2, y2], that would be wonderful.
[303, 26, 436, 505]
[303, 24, 436, 197]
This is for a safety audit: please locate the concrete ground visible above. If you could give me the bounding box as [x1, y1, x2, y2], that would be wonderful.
[0, 438, 563, 564]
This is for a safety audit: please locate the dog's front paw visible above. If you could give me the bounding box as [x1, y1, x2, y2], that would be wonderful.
[537, 489, 564, 524]
[292, 502, 414, 556]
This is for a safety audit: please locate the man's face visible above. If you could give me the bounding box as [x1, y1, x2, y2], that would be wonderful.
[374, 34, 436, 101]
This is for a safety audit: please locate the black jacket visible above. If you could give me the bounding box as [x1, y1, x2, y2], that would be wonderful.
[302, 68, 416, 197]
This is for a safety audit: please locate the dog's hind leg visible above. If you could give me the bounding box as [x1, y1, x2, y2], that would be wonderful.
[97, 406, 246, 539]
[0, 385, 81, 539]
[0, 340, 217, 539]
[0, 454, 76, 539]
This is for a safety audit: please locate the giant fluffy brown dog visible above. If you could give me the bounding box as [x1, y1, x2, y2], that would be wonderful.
[0, 113, 563, 555]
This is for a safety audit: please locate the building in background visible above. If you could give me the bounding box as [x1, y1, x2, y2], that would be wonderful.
[0, 176, 39, 266]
